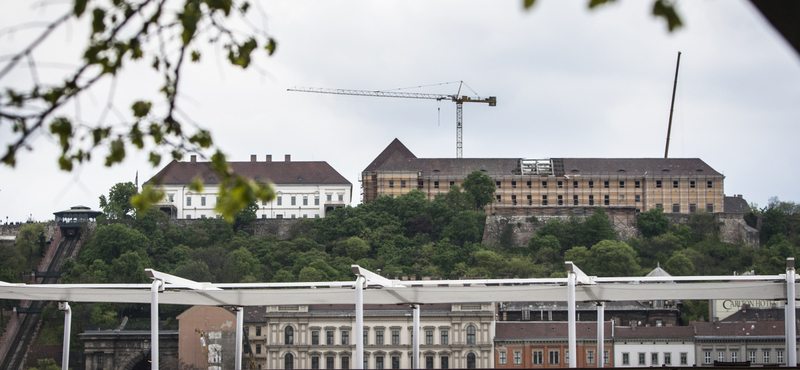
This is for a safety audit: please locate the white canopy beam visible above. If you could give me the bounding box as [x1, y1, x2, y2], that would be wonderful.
[235, 307, 243, 370]
[596, 302, 604, 368]
[58, 302, 71, 370]
[787, 258, 797, 366]
[412, 304, 420, 369]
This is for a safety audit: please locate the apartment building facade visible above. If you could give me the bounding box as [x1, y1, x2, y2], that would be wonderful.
[146, 154, 352, 220]
[363, 139, 725, 214]
[494, 322, 613, 368]
[244, 303, 495, 369]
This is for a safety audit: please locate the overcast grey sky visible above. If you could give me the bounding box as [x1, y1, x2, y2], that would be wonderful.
[1, 0, 799, 223]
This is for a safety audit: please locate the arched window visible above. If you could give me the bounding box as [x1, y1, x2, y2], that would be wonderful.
[285, 353, 294, 369]
[466, 325, 476, 345]
[467, 353, 476, 369]
[285, 326, 294, 345]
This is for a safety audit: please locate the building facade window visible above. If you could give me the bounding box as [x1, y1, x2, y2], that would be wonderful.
[312, 331, 319, 345]
[526, 180, 532, 188]
[339, 194, 344, 201]
[256, 326, 261, 336]
[541, 195, 547, 206]
[285, 326, 294, 344]
[389, 180, 394, 188]
[604, 195, 610, 205]
[511, 181, 517, 188]
[673, 180, 679, 188]
[622, 353, 629, 365]
[749, 351, 756, 363]
[557, 195, 563, 205]
[392, 330, 399, 345]
[277, 196, 282, 205]
[467, 353, 476, 369]
[558, 181, 563, 188]
[707, 180, 714, 188]
[656, 180, 662, 188]
[426, 330, 433, 345]
[256, 344, 262, 354]
[589, 180, 594, 188]
[664, 352, 671, 365]
[376, 356, 384, 369]
[573, 195, 579, 205]
[763, 350, 770, 363]
[440, 330, 448, 345]
[549, 350, 560, 365]
[542, 181, 547, 188]
[673, 203, 680, 212]
[496, 181, 502, 189]
[604, 181, 609, 188]
[392, 356, 400, 369]
[690, 180, 696, 188]
[285, 354, 294, 370]
[604, 350, 609, 365]
[426, 356, 434, 369]
[315, 196, 320, 205]
[707, 203, 714, 212]
[512, 195, 517, 205]
[514, 350, 521, 365]
[441, 356, 448, 369]
[327, 356, 334, 370]
[532, 350, 543, 365]
[186, 197, 192, 206]
[201, 196, 206, 206]
[342, 331, 349, 345]
[496, 194, 502, 202]
[434, 181, 439, 189]
[619, 181, 625, 188]
[466, 325, 476, 344]
[401, 180, 406, 188]
[639, 353, 646, 365]
[573, 181, 578, 188]
[778, 350, 784, 363]
[635, 194, 641, 202]
[587, 350, 595, 365]
[327, 330, 334, 345]
[499, 351, 506, 365]
[291, 196, 296, 206]
[704, 351, 711, 364]
[589, 195, 594, 205]
[342, 356, 350, 369]
[303, 196, 308, 206]
[376, 330, 384, 345]
[327, 194, 332, 201]
[731, 351, 738, 362]
[635, 180, 641, 188]
[364, 330, 368, 345]
[312, 356, 319, 370]
[680, 353, 687, 365]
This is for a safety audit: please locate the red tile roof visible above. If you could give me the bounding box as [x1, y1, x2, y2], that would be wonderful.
[145, 160, 351, 186]
[693, 321, 786, 337]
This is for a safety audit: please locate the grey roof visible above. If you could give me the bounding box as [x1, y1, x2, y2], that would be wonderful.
[724, 196, 750, 214]
[146, 159, 351, 186]
[646, 264, 673, 278]
[365, 139, 723, 178]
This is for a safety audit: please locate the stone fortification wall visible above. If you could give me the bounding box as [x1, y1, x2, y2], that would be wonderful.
[169, 218, 300, 240]
[485, 210, 759, 249]
[0, 222, 58, 241]
[483, 208, 638, 249]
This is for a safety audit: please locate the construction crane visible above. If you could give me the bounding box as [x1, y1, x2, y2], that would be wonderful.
[288, 82, 496, 158]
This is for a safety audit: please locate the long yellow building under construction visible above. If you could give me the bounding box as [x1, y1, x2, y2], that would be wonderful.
[362, 139, 725, 215]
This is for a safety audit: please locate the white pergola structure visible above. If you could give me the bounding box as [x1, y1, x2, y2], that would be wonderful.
[0, 259, 797, 370]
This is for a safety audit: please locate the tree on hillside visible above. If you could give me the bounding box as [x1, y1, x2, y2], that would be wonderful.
[232, 200, 258, 232]
[582, 208, 617, 246]
[637, 207, 670, 238]
[462, 170, 495, 210]
[99, 182, 138, 219]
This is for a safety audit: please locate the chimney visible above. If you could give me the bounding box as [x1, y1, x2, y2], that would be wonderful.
[251, 154, 257, 162]
[190, 155, 197, 163]
[266, 154, 272, 162]
[285, 154, 291, 162]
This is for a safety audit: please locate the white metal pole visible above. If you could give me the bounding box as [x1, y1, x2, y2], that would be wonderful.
[413, 304, 420, 369]
[787, 258, 797, 366]
[60, 302, 71, 370]
[151, 279, 161, 370]
[236, 307, 244, 370]
[568, 271, 576, 368]
[355, 276, 365, 369]
[596, 302, 604, 368]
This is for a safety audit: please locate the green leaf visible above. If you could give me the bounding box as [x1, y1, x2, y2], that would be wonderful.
[179, 1, 202, 45]
[131, 185, 165, 214]
[652, 0, 683, 32]
[205, 0, 232, 15]
[92, 8, 106, 34]
[189, 177, 204, 192]
[191, 50, 201, 62]
[105, 138, 125, 166]
[265, 38, 277, 56]
[227, 38, 258, 68]
[130, 124, 144, 149]
[131, 100, 151, 118]
[523, 0, 536, 9]
[148, 152, 162, 167]
[588, 0, 616, 9]
[74, 0, 88, 17]
[58, 155, 73, 171]
[2, 146, 16, 166]
[240, 1, 250, 13]
[149, 124, 163, 143]
[49, 117, 73, 152]
[188, 130, 213, 148]
[92, 127, 110, 145]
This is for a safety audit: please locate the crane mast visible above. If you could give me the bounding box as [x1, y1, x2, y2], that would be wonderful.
[288, 85, 496, 158]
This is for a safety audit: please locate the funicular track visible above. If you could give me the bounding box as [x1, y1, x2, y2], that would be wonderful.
[1, 234, 79, 370]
